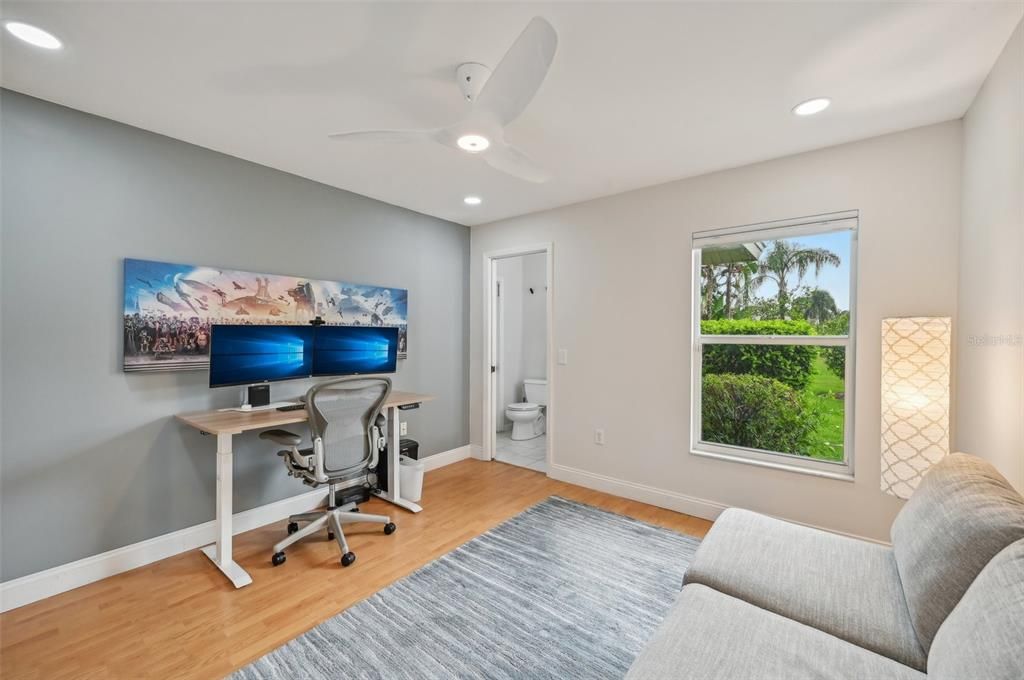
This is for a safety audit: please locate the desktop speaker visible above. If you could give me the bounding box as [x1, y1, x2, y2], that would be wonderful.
[248, 384, 271, 408]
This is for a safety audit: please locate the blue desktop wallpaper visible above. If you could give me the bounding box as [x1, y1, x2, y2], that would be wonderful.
[209, 325, 315, 387]
[313, 326, 398, 376]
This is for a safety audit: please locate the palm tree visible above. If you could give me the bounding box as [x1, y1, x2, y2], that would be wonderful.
[701, 261, 760, 319]
[753, 242, 841, 318]
[721, 261, 759, 318]
[801, 288, 839, 325]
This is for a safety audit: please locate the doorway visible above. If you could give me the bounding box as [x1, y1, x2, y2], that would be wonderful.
[483, 244, 553, 473]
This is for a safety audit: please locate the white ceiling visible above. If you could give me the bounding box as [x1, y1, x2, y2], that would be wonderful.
[2, 2, 1021, 226]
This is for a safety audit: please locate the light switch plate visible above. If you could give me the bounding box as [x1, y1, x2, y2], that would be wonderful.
[400, 422, 408, 436]
[594, 429, 605, 445]
[557, 349, 568, 365]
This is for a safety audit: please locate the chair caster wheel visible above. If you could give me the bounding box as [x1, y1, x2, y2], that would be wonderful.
[384, 522, 397, 535]
[287, 522, 299, 535]
[327, 531, 335, 541]
[341, 552, 356, 567]
[272, 552, 286, 566]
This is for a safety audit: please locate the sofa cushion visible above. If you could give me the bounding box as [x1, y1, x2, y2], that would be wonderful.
[625, 584, 926, 680]
[890, 453, 1024, 651]
[928, 539, 1024, 680]
[683, 507, 926, 669]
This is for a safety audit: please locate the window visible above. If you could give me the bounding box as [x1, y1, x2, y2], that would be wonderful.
[690, 211, 857, 478]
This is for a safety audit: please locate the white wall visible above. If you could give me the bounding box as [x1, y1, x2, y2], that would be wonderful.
[496, 256, 524, 428]
[520, 253, 549, 381]
[471, 121, 963, 542]
[956, 20, 1024, 491]
[495, 253, 548, 430]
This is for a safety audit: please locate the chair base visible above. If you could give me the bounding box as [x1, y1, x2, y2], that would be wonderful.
[271, 503, 394, 567]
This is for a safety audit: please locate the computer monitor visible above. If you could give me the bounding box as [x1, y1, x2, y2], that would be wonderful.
[313, 325, 399, 377]
[209, 324, 315, 388]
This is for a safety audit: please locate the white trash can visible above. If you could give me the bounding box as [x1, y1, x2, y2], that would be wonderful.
[399, 455, 425, 503]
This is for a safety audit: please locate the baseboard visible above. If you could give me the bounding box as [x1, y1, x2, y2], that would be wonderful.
[547, 462, 891, 546]
[420, 444, 472, 471]
[470, 443, 486, 460]
[548, 463, 729, 522]
[0, 444, 470, 613]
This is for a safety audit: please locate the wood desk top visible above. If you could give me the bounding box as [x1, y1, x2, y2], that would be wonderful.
[176, 390, 433, 435]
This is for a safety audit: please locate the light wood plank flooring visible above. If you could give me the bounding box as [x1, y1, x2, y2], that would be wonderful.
[0, 459, 712, 680]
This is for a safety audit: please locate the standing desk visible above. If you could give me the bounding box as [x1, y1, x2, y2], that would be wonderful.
[176, 390, 433, 588]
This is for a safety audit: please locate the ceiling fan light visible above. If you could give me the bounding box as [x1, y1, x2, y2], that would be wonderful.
[793, 97, 831, 116]
[457, 134, 490, 153]
[4, 21, 62, 49]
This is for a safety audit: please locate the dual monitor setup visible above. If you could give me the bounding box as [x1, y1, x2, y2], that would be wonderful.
[209, 323, 398, 389]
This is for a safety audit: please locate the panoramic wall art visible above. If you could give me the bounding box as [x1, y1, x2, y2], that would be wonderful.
[122, 258, 408, 372]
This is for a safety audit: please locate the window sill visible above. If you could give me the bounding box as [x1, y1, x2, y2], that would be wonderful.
[690, 447, 855, 482]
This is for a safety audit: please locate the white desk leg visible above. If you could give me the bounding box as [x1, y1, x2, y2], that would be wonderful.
[372, 406, 422, 513]
[200, 432, 253, 588]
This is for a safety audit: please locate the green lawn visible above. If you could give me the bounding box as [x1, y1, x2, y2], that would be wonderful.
[804, 356, 845, 461]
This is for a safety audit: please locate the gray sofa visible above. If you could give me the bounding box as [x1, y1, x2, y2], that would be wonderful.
[627, 453, 1024, 679]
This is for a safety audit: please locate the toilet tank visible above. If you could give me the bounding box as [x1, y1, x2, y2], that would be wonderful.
[523, 379, 548, 405]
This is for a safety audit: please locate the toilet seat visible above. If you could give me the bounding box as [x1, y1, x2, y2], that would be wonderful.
[507, 402, 540, 411]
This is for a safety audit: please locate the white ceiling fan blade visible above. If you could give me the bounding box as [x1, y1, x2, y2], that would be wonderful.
[475, 17, 558, 127]
[328, 129, 439, 144]
[484, 144, 552, 183]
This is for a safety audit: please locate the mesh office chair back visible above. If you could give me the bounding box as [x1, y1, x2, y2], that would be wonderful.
[306, 377, 391, 478]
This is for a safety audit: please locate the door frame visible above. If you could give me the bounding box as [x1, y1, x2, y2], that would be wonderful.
[482, 243, 554, 470]
[493, 276, 505, 435]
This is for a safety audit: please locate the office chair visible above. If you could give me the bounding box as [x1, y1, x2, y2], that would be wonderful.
[259, 377, 396, 568]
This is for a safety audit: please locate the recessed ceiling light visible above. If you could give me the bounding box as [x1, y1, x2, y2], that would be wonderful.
[464, 196, 482, 206]
[793, 98, 831, 116]
[456, 134, 490, 153]
[4, 21, 62, 50]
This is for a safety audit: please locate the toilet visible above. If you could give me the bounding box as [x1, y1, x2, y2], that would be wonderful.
[505, 378, 547, 441]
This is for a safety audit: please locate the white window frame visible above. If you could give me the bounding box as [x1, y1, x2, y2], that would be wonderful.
[690, 210, 858, 481]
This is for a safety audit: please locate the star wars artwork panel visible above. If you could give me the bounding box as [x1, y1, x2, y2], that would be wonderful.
[123, 258, 408, 372]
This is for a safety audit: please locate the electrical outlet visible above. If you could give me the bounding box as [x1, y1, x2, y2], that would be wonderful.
[594, 429, 605, 445]
[400, 421, 408, 436]
[558, 349, 568, 365]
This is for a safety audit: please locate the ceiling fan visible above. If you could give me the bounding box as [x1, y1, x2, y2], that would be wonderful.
[328, 17, 558, 183]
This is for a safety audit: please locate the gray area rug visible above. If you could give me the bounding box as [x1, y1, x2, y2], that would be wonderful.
[233, 496, 700, 680]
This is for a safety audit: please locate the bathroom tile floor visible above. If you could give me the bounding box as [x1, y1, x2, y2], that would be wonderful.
[495, 431, 547, 473]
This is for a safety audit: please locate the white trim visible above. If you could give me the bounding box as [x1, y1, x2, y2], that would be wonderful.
[495, 276, 505, 437]
[548, 463, 729, 522]
[690, 213, 858, 477]
[548, 462, 889, 546]
[0, 444, 471, 612]
[470, 443, 486, 461]
[481, 243, 554, 474]
[419, 445, 472, 471]
[699, 335, 848, 346]
[693, 210, 858, 244]
[690, 447, 856, 482]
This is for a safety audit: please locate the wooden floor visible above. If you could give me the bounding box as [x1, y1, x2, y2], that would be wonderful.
[0, 459, 712, 680]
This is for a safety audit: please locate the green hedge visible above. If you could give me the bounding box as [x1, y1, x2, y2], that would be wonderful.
[701, 319, 817, 391]
[819, 312, 849, 379]
[702, 373, 817, 455]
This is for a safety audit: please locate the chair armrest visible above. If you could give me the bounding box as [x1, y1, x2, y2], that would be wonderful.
[259, 429, 302, 446]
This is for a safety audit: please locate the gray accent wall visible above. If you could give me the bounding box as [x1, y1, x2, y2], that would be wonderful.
[0, 90, 470, 581]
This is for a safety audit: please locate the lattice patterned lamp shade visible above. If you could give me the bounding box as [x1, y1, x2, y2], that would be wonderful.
[880, 317, 952, 499]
